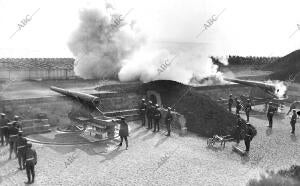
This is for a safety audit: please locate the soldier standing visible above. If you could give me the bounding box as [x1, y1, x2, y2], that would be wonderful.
[236, 100, 241, 115]
[16, 131, 27, 170]
[14, 115, 22, 131]
[244, 122, 254, 153]
[24, 143, 37, 184]
[228, 94, 233, 112]
[267, 102, 276, 128]
[116, 117, 129, 150]
[235, 115, 242, 145]
[139, 99, 147, 126]
[290, 109, 297, 134]
[8, 122, 19, 159]
[165, 107, 173, 136]
[153, 104, 162, 132]
[146, 101, 153, 129]
[244, 99, 252, 122]
[0, 113, 9, 146]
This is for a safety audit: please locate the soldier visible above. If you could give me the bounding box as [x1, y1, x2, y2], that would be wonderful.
[116, 117, 129, 150]
[14, 115, 22, 130]
[153, 104, 162, 132]
[228, 94, 233, 112]
[244, 99, 252, 122]
[16, 131, 27, 170]
[286, 101, 300, 115]
[235, 115, 243, 145]
[244, 122, 254, 153]
[0, 113, 9, 146]
[165, 107, 173, 136]
[290, 109, 297, 134]
[236, 100, 242, 115]
[267, 102, 276, 128]
[146, 101, 153, 129]
[139, 99, 147, 126]
[24, 143, 37, 184]
[8, 122, 19, 159]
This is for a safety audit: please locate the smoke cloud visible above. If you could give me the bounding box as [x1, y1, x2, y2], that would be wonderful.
[69, 5, 227, 85]
[68, 8, 145, 79]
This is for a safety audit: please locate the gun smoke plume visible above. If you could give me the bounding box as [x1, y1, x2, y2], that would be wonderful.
[68, 5, 227, 85]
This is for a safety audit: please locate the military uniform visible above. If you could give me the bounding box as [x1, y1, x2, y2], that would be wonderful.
[228, 95, 233, 112]
[235, 116, 242, 144]
[244, 123, 254, 152]
[8, 122, 19, 159]
[24, 143, 37, 184]
[267, 103, 276, 128]
[0, 114, 9, 146]
[117, 117, 129, 149]
[165, 108, 173, 136]
[139, 99, 147, 126]
[153, 105, 162, 132]
[290, 110, 297, 134]
[16, 132, 27, 170]
[146, 101, 153, 129]
[244, 100, 252, 122]
[236, 101, 241, 115]
[14, 116, 22, 131]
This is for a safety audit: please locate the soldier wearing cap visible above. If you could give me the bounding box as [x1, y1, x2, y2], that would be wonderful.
[267, 102, 276, 128]
[235, 114, 243, 145]
[244, 122, 254, 153]
[165, 107, 173, 136]
[236, 100, 241, 115]
[0, 113, 9, 146]
[153, 104, 162, 132]
[16, 131, 27, 170]
[139, 99, 147, 126]
[115, 117, 129, 150]
[14, 115, 22, 131]
[146, 101, 153, 129]
[290, 109, 297, 134]
[8, 121, 19, 159]
[244, 99, 252, 122]
[228, 94, 233, 112]
[24, 143, 37, 184]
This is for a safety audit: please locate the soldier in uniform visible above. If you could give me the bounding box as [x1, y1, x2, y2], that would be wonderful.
[139, 99, 147, 126]
[165, 107, 173, 136]
[8, 122, 19, 159]
[235, 115, 242, 145]
[267, 102, 276, 128]
[228, 94, 233, 112]
[14, 115, 22, 131]
[244, 122, 254, 153]
[115, 117, 129, 150]
[290, 109, 297, 134]
[236, 100, 241, 115]
[153, 104, 162, 132]
[0, 113, 9, 146]
[244, 99, 252, 122]
[16, 131, 27, 170]
[24, 143, 37, 184]
[146, 101, 153, 129]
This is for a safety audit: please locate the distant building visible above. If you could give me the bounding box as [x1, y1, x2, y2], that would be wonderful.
[0, 58, 75, 80]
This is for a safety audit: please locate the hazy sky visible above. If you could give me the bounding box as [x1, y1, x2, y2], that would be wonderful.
[0, 0, 299, 57]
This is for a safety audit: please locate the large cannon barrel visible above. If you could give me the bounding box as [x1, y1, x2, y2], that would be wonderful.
[224, 78, 277, 97]
[50, 86, 101, 106]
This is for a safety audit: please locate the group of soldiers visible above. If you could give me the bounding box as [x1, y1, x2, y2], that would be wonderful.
[230, 93, 299, 153]
[139, 99, 173, 136]
[228, 94, 252, 122]
[0, 113, 38, 184]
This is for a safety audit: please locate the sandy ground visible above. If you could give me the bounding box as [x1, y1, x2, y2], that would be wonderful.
[0, 106, 299, 186]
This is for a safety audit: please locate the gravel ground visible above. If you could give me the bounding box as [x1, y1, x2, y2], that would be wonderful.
[0, 107, 299, 186]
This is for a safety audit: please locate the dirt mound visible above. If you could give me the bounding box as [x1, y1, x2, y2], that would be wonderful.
[140, 80, 252, 137]
[263, 50, 300, 82]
